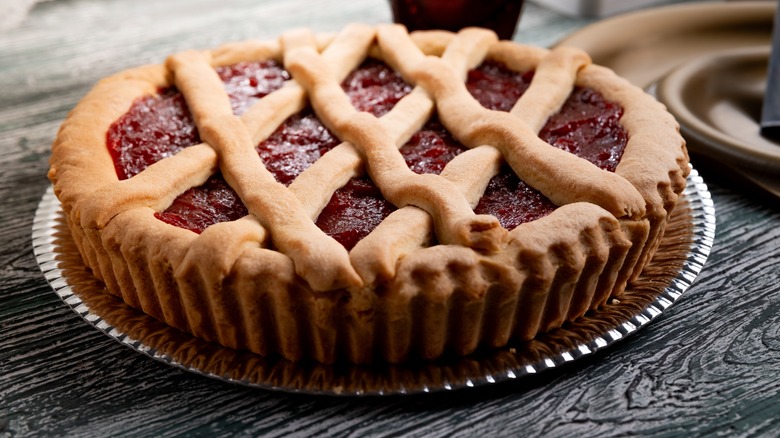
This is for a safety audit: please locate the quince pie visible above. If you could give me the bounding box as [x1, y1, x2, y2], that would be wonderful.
[49, 24, 688, 364]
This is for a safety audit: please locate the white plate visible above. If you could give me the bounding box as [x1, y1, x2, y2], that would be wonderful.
[656, 46, 780, 196]
[558, 1, 779, 197]
[556, 1, 775, 89]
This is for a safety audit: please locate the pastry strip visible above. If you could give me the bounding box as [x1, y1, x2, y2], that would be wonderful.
[388, 36, 647, 219]
[351, 28, 640, 285]
[163, 27, 383, 291]
[165, 50, 358, 291]
[286, 34, 507, 253]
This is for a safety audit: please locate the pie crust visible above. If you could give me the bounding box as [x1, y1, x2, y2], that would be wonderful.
[48, 24, 689, 364]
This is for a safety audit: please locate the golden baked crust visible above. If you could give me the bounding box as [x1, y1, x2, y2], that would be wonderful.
[49, 24, 688, 364]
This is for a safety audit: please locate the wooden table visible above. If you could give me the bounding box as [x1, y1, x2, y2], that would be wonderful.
[2, 0, 779, 436]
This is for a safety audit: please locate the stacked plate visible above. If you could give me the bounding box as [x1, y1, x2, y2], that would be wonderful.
[557, 1, 780, 197]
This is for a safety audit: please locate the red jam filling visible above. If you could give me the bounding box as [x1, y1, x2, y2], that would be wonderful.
[313, 178, 395, 251]
[219, 61, 291, 116]
[107, 60, 289, 180]
[467, 61, 626, 229]
[107, 58, 627, 247]
[539, 87, 626, 173]
[254, 60, 414, 187]
[107, 89, 200, 180]
[155, 175, 248, 232]
[256, 111, 341, 186]
[316, 120, 465, 249]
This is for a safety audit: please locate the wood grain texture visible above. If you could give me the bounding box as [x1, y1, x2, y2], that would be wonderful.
[1, 0, 778, 436]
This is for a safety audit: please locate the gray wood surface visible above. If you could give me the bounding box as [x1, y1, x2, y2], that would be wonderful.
[1, 0, 779, 436]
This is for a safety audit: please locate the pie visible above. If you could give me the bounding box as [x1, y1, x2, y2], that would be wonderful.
[48, 24, 689, 364]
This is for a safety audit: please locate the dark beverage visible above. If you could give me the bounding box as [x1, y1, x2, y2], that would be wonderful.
[390, 0, 524, 40]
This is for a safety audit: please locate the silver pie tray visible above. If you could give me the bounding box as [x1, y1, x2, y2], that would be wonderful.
[32, 169, 715, 396]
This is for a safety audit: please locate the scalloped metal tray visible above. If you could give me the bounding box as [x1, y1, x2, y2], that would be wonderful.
[32, 169, 715, 396]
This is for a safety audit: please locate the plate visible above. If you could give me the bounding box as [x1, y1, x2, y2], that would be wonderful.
[655, 46, 780, 194]
[555, 1, 775, 90]
[32, 170, 715, 396]
[556, 1, 779, 197]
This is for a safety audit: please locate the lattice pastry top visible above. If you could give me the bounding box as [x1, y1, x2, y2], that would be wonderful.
[49, 24, 688, 364]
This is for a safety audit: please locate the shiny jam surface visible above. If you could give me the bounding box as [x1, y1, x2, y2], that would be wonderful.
[155, 175, 248, 233]
[107, 89, 200, 180]
[316, 119, 466, 249]
[539, 87, 626, 172]
[107, 60, 289, 180]
[219, 61, 291, 116]
[108, 59, 627, 246]
[256, 110, 341, 186]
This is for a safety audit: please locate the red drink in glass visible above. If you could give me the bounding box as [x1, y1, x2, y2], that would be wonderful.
[390, 0, 524, 40]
